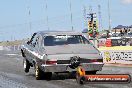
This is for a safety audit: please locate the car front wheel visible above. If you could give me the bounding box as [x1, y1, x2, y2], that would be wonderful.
[23, 59, 30, 73]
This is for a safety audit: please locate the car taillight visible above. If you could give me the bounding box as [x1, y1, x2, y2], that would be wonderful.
[46, 61, 57, 65]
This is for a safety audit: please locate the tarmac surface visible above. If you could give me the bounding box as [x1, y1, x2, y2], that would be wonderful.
[0, 50, 132, 88]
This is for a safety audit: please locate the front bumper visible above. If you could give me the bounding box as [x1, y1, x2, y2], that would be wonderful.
[41, 62, 104, 72]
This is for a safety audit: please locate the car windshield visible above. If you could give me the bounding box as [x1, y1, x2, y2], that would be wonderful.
[44, 35, 90, 46]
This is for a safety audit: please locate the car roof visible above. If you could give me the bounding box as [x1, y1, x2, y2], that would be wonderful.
[36, 31, 83, 36]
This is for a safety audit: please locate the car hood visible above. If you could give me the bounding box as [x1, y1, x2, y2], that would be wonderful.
[44, 44, 99, 55]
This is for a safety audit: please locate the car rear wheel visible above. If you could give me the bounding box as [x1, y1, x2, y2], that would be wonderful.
[44, 72, 52, 80]
[23, 59, 30, 73]
[35, 65, 52, 80]
[35, 65, 43, 80]
[85, 71, 97, 75]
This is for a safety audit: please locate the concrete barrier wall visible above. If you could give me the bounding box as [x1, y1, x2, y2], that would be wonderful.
[99, 46, 132, 64]
[0, 46, 4, 50]
[0, 45, 21, 51]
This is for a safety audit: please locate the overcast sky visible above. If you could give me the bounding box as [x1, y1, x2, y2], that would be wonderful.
[0, 0, 132, 41]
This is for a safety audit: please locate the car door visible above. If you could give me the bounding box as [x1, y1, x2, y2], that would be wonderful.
[36, 35, 44, 57]
[23, 33, 37, 61]
[29, 34, 42, 64]
[26, 33, 39, 64]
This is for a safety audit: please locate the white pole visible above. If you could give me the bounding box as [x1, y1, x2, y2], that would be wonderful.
[69, 0, 73, 31]
[108, 0, 111, 30]
[45, 0, 50, 31]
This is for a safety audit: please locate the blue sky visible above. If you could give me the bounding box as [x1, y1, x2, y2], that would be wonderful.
[0, 0, 132, 41]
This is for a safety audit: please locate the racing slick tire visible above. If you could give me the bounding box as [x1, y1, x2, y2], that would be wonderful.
[85, 71, 97, 75]
[35, 65, 43, 80]
[44, 72, 52, 80]
[35, 65, 52, 80]
[23, 59, 30, 73]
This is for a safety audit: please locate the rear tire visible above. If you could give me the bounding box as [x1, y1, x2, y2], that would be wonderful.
[23, 59, 30, 73]
[85, 71, 97, 75]
[44, 72, 52, 80]
[35, 65, 43, 80]
[69, 71, 76, 78]
[35, 65, 52, 80]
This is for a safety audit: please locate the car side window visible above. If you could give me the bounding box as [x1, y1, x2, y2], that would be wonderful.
[37, 35, 42, 47]
[31, 35, 42, 48]
[34, 37, 39, 48]
[30, 35, 38, 47]
[27, 33, 37, 44]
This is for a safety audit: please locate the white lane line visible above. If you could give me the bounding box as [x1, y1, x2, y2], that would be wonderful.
[5, 54, 20, 56]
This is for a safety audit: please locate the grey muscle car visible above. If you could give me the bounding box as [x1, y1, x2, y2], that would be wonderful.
[21, 31, 104, 80]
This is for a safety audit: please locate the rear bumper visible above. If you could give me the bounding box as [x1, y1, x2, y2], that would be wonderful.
[41, 63, 104, 72]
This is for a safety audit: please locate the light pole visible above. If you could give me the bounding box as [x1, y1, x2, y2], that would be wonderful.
[108, 0, 111, 30]
[27, 0, 32, 36]
[45, 0, 50, 31]
[69, 0, 73, 31]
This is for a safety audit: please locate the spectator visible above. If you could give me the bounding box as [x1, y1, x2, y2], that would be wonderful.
[125, 29, 127, 34]
[106, 30, 110, 38]
[120, 30, 124, 36]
